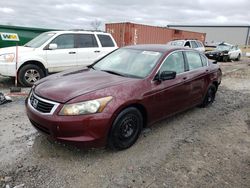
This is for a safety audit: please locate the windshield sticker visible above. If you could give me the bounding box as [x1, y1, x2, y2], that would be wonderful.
[142, 51, 160, 56]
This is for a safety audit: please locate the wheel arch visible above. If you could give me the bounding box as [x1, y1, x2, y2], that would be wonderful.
[111, 102, 148, 129]
[18, 60, 47, 76]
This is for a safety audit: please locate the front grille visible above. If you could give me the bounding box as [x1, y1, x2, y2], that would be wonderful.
[30, 119, 50, 135]
[29, 92, 59, 114]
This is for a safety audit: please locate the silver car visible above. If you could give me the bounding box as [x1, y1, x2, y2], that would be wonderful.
[167, 39, 205, 53]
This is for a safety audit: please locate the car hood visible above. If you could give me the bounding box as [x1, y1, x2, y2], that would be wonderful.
[206, 49, 229, 54]
[0, 46, 35, 55]
[34, 68, 134, 103]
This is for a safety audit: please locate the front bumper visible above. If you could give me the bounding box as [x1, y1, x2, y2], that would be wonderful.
[0, 62, 16, 76]
[25, 97, 113, 148]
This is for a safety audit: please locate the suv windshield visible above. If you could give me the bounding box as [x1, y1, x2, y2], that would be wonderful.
[24, 32, 55, 48]
[93, 48, 162, 78]
[216, 45, 231, 51]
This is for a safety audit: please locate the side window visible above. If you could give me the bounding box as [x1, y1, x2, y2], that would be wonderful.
[160, 51, 185, 74]
[191, 41, 198, 48]
[77, 34, 98, 48]
[200, 54, 208, 66]
[197, 41, 204, 47]
[184, 41, 191, 48]
[51, 34, 74, 49]
[185, 51, 203, 70]
[97, 34, 115, 47]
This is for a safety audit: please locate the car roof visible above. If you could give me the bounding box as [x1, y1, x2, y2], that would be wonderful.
[123, 44, 188, 53]
[44, 30, 110, 35]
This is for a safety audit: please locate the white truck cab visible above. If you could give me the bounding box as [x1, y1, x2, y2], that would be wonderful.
[0, 30, 117, 86]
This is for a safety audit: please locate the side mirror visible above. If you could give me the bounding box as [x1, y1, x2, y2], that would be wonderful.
[48, 43, 57, 50]
[155, 71, 176, 81]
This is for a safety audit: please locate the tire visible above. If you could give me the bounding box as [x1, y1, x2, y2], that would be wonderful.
[18, 64, 45, 87]
[108, 107, 143, 150]
[236, 54, 241, 61]
[200, 85, 217, 108]
[222, 56, 229, 62]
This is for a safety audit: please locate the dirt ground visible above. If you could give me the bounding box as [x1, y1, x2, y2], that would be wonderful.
[0, 59, 250, 188]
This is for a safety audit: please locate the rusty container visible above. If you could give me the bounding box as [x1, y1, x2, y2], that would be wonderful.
[106, 22, 206, 47]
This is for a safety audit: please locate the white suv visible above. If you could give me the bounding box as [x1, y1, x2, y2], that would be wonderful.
[167, 39, 205, 53]
[0, 30, 117, 86]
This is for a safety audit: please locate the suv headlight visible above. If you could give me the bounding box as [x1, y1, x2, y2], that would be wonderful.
[0, 53, 15, 62]
[59, 96, 113, 116]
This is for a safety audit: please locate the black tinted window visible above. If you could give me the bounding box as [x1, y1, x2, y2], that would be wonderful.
[77, 34, 98, 48]
[51, 34, 74, 49]
[185, 51, 203, 70]
[160, 51, 185, 74]
[97, 34, 115, 47]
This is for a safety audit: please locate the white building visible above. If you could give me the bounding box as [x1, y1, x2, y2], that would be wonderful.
[167, 25, 250, 46]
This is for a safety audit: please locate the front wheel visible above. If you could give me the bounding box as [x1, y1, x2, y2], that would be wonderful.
[200, 85, 217, 108]
[107, 107, 143, 150]
[18, 64, 45, 87]
[236, 54, 241, 61]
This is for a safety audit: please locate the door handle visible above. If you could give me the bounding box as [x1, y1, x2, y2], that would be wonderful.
[183, 77, 187, 80]
[94, 50, 100, 53]
[69, 52, 76, 54]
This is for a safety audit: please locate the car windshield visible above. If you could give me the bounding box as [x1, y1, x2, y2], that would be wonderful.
[93, 48, 162, 78]
[216, 45, 231, 51]
[24, 32, 55, 48]
[168, 41, 184, 46]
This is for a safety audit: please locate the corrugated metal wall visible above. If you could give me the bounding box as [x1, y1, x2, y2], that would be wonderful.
[106, 22, 206, 47]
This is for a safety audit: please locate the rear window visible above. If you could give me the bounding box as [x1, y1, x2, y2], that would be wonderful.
[77, 34, 98, 48]
[185, 51, 203, 70]
[97, 34, 115, 47]
[196, 41, 204, 47]
[191, 41, 198, 48]
[200, 54, 208, 66]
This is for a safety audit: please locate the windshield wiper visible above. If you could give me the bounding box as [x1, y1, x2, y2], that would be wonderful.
[87, 65, 95, 70]
[101, 69, 125, 77]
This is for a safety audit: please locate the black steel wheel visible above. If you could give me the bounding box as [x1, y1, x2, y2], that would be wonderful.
[108, 107, 143, 150]
[200, 85, 217, 108]
[18, 64, 45, 87]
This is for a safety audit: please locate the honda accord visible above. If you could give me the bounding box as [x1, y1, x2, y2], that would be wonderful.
[26, 45, 222, 150]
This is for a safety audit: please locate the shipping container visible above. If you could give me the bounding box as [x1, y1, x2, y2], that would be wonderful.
[106, 22, 206, 47]
[0, 25, 57, 48]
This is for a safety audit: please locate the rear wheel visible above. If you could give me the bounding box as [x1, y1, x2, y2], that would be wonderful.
[200, 85, 217, 108]
[18, 64, 45, 87]
[108, 107, 143, 150]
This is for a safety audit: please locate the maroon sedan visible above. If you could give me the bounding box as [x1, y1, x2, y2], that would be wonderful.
[26, 45, 222, 150]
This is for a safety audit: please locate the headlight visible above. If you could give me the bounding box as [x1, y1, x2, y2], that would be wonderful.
[0, 53, 15, 62]
[59, 96, 113, 116]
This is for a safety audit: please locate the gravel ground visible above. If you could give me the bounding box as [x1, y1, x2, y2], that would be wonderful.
[0, 59, 250, 188]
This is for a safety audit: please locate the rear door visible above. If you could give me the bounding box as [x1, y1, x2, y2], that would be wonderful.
[46, 34, 77, 72]
[184, 51, 209, 105]
[76, 34, 100, 67]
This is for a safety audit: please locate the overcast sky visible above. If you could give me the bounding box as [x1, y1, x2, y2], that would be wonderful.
[1, 0, 250, 30]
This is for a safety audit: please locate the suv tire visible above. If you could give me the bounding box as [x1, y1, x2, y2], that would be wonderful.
[18, 64, 45, 87]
